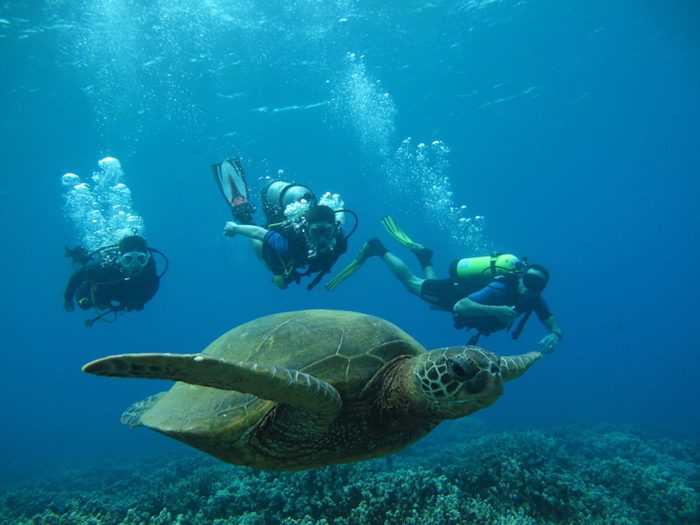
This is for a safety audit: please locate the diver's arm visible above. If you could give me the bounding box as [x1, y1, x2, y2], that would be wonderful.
[63, 268, 87, 305]
[453, 297, 517, 324]
[537, 315, 563, 354]
[223, 222, 268, 241]
[541, 315, 563, 339]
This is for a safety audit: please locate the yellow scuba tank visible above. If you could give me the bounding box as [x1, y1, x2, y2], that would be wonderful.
[448, 253, 524, 291]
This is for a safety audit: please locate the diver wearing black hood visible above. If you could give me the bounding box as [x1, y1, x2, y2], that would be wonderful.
[63, 235, 167, 325]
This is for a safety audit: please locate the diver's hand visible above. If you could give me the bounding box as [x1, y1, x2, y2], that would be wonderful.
[63, 298, 75, 312]
[493, 305, 517, 324]
[537, 333, 561, 355]
[223, 221, 238, 237]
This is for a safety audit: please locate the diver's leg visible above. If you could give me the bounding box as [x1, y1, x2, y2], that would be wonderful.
[412, 247, 435, 279]
[362, 237, 424, 295]
[380, 252, 424, 296]
[380, 216, 436, 279]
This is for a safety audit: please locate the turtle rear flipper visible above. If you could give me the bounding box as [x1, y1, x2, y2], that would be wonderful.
[84, 353, 342, 429]
[121, 392, 166, 428]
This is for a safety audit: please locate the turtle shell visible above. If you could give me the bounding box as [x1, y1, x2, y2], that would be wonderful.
[132, 309, 426, 444]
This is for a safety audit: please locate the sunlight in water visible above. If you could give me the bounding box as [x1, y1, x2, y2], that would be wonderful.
[330, 52, 397, 157]
[329, 53, 491, 253]
[388, 138, 492, 253]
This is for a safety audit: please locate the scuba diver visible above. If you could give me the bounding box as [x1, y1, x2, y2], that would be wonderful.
[63, 235, 168, 326]
[213, 158, 357, 290]
[327, 216, 563, 353]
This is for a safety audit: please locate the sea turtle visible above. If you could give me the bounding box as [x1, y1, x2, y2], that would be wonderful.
[83, 309, 541, 471]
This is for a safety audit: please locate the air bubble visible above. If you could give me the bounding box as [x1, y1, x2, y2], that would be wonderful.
[62, 173, 80, 186]
[62, 156, 145, 252]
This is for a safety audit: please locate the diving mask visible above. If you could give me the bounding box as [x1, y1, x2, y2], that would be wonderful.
[119, 250, 150, 271]
[522, 272, 546, 293]
[307, 222, 336, 244]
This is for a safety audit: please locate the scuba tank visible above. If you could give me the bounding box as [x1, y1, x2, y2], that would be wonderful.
[261, 180, 316, 225]
[448, 253, 524, 292]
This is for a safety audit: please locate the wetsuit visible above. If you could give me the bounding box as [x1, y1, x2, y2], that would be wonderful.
[261, 227, 347, 287]
[418, 274, 551, 332]
[64, 253, 160, 312]
[453, 279, 551, 335]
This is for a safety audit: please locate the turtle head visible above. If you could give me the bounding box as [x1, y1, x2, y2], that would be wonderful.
[412, 346, 541, 419]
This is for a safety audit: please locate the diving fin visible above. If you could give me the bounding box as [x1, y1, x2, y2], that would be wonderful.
[325, 239, 382, 291]
[381, 216, 433, 269]
[381, 216, 425, 251]
[212, 158, 256, 224]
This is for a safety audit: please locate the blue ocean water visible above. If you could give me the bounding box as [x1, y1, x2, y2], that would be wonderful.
[1, 0, 699, 510]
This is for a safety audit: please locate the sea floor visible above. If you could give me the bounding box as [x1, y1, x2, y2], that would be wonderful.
[1, 424, 698, 524]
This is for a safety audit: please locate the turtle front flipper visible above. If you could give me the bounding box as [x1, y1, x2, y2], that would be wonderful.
[500, 351, 542, 382]
[83, 353, 342, 429]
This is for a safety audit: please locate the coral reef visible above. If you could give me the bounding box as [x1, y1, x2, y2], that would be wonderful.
[1, 424, 697, 524]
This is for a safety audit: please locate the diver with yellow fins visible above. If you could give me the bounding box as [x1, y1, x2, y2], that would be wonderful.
[327, 216, 563, 353]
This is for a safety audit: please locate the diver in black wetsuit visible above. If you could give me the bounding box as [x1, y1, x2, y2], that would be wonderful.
[63, 235, 165, 325]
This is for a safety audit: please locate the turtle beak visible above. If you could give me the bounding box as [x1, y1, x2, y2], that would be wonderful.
[499, 352, 542, 382]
